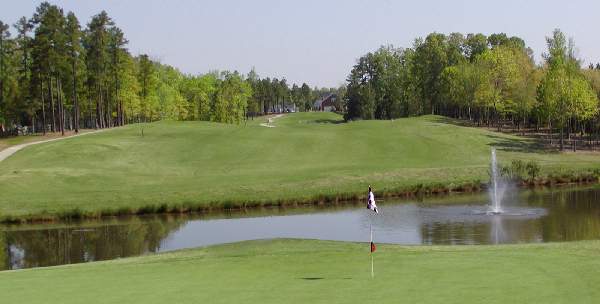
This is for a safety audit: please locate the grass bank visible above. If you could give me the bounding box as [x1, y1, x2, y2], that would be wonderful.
[0, 129, 97, 152]
[1, 112, 600, 222]
[1, 239, 599, 303]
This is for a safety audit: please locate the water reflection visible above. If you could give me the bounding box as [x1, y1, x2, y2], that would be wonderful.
[2, 217, 186, 270]
[2, 186, 600, 270]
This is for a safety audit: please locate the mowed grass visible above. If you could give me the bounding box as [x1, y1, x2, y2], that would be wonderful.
[1, 112, 599, 219]
[1, 239, 599, 304]
[0, 130, 96, 152]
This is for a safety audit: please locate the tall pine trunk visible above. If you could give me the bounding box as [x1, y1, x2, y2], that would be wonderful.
[73, 60, 79, 133]
[548, 119, 552, 146]
[95, 84, 101, 129]
[58, 77, 64, 136]
[40, 75, 46, 135]
[560, 126, 564, 151]
[49, 76, 56, 132]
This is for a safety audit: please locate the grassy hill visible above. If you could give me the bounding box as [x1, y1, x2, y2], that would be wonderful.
[0, 112, 599, 220]
[1, 239, 599, 304]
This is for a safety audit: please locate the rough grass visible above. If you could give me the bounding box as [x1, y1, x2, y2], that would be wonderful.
[1, 112, 599, 220]
[1, 239, 599, 304]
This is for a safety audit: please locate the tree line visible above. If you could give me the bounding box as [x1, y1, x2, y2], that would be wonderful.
[0, 2, 338, 135]
[344, 30, 600, 150]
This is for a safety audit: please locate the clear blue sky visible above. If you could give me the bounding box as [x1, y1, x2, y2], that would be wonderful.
[2, 0, 599, 87]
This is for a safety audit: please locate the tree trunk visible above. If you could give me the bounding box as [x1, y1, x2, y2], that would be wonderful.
[94, 89, 100, 129]
[560, 126, 564, 151]
[57, 77, 64, 136]
[95, 85, 100, 129]
[548, 120, 552, 146]
[40, 75, 46, 135]
[73, 60, 79, 133]
[49, 76, 56, 132]
[106, 88, 111, 128]
[0, 34, 4, 117]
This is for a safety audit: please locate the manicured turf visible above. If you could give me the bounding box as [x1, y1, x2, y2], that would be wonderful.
[1, 239, 599, 303]
[0, 130, 95, 152]
[1, 112, 599, 220]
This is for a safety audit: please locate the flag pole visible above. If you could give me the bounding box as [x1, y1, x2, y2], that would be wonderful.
[371, 254, 374, 278]
[370, 224, 374, 278]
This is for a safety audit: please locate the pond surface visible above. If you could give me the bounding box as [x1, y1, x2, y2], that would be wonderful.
[1, 185, 600, 270]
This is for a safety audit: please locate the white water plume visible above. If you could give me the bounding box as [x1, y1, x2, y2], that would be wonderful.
[489, 147, 506, 214]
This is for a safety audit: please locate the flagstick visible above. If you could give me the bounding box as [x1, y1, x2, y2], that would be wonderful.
[371, 254, 374, 278]
[370, 224, 374, 278]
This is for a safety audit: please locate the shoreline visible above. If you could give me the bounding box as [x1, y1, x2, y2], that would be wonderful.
[2, 172, 598, 224]
[2, 238, 600, 304]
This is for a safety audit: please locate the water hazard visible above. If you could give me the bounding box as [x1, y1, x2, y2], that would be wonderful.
[2, 186, 600, 270]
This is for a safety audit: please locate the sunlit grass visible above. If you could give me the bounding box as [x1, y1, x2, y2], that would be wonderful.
[1, 239, 599, 304]
[0, 112, 599, 220]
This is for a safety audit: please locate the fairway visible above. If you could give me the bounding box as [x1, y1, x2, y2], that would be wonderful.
[1, 239, 599, 304]
[1, 112, 599, 220]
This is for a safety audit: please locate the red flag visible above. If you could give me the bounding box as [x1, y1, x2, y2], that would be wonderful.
[370, 242, 376, 253]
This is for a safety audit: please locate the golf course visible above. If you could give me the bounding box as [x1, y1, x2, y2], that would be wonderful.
[1, 239, 599, 303]
[1, 112, 599, 221]
[4, 2, 600, 303]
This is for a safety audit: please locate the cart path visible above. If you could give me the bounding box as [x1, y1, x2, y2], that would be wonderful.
[259, 114, 284, 128]
[0, 129, 110, 163]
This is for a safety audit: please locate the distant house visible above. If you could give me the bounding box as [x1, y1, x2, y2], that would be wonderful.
[272, 103, 297, 113]
[313, 94, 337, 112]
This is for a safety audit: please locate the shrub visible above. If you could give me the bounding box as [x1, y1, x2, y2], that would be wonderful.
[499, 160, 527, 181]
[498, 160, 541, 182]
[525, 161, 541, 182]
[593, 168, 600, 181]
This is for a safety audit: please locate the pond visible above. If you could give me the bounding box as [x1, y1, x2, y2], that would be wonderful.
[1, 185, 600, 271]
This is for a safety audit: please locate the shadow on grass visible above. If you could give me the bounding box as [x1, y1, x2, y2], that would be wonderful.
[484, 134, 553, 154]
[430, 116, 475, 127]
[311, 118, 345, 124]
[298, 277, 352, 280]
[431, 116, 557, 154]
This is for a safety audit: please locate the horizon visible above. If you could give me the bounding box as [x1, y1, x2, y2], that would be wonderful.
[2, 0, 599, 87]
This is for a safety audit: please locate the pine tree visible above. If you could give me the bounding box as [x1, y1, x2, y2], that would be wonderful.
[0, 20, 10, 131]
[137, 54, 155, 122]
[13, 17, 34, 131]
[107, 26, 128, 126]
[64, 12, 83, 132]
[84, 11, 113, 129]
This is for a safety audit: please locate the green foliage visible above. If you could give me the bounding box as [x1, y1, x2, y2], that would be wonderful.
[525, 160, 541, 181]
[440, 62, 482, 117]
[181, 74, 216, 120]
[344, 32, 540, 124]
[500, 160, 525, 180]
[1, 3, 329, 132]
[343, 29, 600, 151]
[535, 29, 599, 148]
[0, 19, 17, 128]
[412, 33, 450, 114]
[345, 46, 404, 120]
[500, 159, 541, 182]
[475, 45, 537, 123]
[211, 73, 252, 124]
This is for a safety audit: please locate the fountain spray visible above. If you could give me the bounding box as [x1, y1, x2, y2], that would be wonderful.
[490, 147, 503, 214]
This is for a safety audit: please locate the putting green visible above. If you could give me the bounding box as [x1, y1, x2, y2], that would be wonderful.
[1, 239, 599, 303]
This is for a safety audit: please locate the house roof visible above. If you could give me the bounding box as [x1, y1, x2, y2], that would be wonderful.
[313, 94, 337, 108]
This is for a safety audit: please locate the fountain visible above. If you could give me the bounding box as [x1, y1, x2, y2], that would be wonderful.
[467, 147, 546, 219]
[489, 147, 503, 214]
